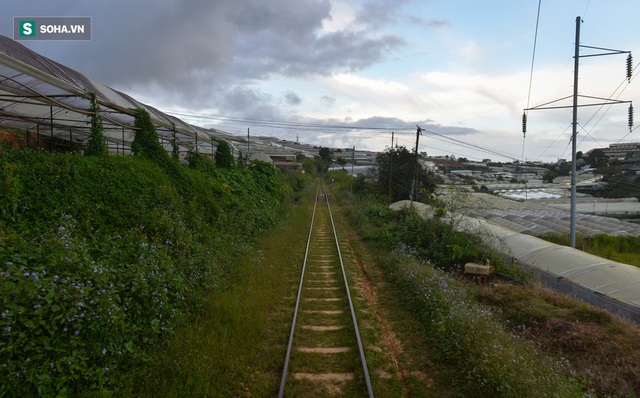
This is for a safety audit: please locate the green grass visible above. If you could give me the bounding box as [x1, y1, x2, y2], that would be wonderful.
[0, 148, 295, 396]
[332, 178, 640, 397]
[542, 233, 640, 267]
[113, 187, 315, 397]
[478, 283, 640, 396]
[336, 190, 587, 397]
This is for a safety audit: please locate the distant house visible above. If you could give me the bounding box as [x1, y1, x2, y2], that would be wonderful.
[450, 169, 475, 177]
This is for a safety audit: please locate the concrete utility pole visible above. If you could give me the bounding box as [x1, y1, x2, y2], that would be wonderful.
[410, 125, 422, 207]
[570, 16, 581, 248]
[525, 16, 632, 248]
[389, 132, 394, 198]
[246, 127, 250, 165]
[350, 146, 355, 193]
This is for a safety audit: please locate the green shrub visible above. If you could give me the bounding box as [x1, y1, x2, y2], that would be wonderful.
[0, 148, 291, 396]
[131, 108, 168, 163]
[382, 248, 585, 397]
[348, 204, 506, 274]
[84, 94, 108, 157]
[214, 140, 234, 168]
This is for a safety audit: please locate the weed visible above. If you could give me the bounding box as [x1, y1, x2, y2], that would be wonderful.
[0, 147, 292, 396]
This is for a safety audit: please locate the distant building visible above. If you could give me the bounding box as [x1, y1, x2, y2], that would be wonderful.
[587, 142, 640, 162]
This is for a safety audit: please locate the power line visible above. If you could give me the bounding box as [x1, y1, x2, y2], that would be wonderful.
[168, 110, 528, 161]
[523, 0, 543, 161]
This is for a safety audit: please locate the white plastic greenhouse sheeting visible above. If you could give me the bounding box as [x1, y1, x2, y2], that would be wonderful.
[390, 200, 640, 324]
[0, 35, 233, 155]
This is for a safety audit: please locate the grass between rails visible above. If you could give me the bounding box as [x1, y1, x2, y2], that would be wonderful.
[116, 183, 417, 397]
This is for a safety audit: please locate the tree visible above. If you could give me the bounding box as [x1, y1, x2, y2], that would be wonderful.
[585, 148, 609, 173]
[542, 168, 557, 183]
[171, 125, 180, 161]
[316, 147, 333, 172]
[376, 146, 439, 202]
[131, 108, 168, 163]
[214, 140, 234, 168]
[84, 94, 108, 156]
[319, 147, 333, 161]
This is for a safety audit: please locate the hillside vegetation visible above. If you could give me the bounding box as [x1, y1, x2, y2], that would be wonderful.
[0, 122, 306, 395]
[327, 169, 640, 397]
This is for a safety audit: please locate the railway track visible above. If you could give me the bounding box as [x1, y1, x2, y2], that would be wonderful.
[278, 183, 374, 397]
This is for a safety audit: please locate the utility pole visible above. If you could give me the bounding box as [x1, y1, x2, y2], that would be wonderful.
[524, 16, 632, 248]
[569, 16, 581, 248]
[389, 142, 393, 198]
[410, 125, 422, 207]
[246, 127, 250, 165]
[350, 146, 355, 193]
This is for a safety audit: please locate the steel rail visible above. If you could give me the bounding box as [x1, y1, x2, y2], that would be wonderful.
[278, 183, 320, 398]
[278, 181, 374, 397]
[323, 181, 374, 398]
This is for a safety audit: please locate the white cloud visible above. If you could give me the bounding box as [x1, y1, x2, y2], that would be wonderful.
[322, 0, 357, 33]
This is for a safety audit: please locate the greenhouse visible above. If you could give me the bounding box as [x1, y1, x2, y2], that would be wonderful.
[0, 35, 233, 156]
[391, 200, 640, 325]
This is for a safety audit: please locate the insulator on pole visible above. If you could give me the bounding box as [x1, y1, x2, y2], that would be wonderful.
[629, 103, 634, 132]
[627, 53, 633, 82]
[522, 112, 527, 135]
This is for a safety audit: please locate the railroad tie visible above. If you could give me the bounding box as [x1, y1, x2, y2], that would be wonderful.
[296, 347, 351, 353]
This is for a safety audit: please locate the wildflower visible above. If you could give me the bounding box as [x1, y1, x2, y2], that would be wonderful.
[4, 327, 10, 333]
[102, 348, 107, 355]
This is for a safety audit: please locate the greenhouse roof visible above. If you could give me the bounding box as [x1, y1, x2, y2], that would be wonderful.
[0, 35, 232, 155]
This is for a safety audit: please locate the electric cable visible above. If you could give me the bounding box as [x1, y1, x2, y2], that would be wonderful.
[523, 0, 543, 161]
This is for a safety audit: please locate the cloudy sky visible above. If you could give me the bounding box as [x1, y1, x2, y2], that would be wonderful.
[4, 0, 640, 161]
